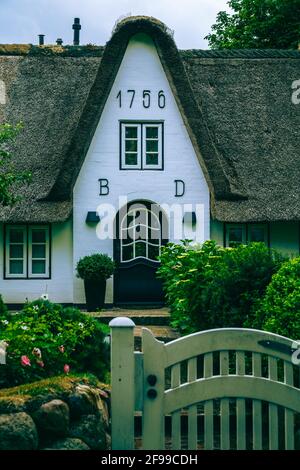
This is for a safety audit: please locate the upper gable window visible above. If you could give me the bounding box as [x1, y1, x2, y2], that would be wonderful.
[120, 122, 163, 170]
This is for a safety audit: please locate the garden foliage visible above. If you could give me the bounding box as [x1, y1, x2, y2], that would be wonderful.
[158, 241, 284, 334]
[0, 300, 109, 387]
[252, 257, 300, 339]
[76, 253, 115, 281]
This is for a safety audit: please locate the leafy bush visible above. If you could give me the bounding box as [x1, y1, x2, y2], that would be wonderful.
[76, 253, 115, 281]
[0, 300, 110, 388]
[0, 295, 8, 319]
[158, 241, 284, 334]
[158, 240, 222, 333]
[252, 257, 300, 339]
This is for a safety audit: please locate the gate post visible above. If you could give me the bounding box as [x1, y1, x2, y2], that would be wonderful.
[109, 317, 135, 450]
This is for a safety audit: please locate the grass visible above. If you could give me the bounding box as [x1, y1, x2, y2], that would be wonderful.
[0, 373, 108, 398]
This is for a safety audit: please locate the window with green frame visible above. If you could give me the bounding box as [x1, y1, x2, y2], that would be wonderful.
[5, 225, 50, 278]
[225, 223, 268, 247]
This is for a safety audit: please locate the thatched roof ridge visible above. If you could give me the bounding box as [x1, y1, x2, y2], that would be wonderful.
[180, 49, 300, 59]
[0, 44, 105, 57]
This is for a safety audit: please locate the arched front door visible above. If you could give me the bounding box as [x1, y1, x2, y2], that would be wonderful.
[114, 201, 168, 305]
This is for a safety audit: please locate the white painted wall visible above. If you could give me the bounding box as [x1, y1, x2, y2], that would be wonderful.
[73, 33, 210, 304]
[0, 219, 73, 305]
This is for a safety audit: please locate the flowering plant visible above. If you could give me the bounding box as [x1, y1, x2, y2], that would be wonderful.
[0, 300, 109, 387]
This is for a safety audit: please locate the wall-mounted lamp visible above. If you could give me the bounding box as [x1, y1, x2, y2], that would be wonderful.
[182, 212, 197, 225]
[86, 211, 100, 223]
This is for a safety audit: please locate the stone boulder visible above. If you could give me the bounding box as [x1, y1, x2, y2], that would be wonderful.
[33, 399, 69, 437]
[43, 437, 90, 450]
[68, 385, 109, 428]
[0, 412, 38, 450]
[0, 397, 27, 414]
[70, 414, 110, 450]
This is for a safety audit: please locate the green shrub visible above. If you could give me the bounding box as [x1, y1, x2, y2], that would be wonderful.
[0, 300, 110, 388]
[253, 257, 300, 339]
[0, 295, 8, 319]
[76, 253, 115, 281]
[158, 241, 284, 334]
[158, 240, 223, 333]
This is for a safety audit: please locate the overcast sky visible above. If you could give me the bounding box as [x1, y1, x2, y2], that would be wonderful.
[0, 0, 231, 49]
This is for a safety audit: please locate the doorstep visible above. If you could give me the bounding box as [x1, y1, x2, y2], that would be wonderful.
[87, 307, 171, 326]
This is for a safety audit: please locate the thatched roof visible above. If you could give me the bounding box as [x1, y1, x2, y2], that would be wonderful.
[0, 16, 299, 223]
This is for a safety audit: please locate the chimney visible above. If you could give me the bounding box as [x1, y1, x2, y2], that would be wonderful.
[56, 38, 63, 46]
[38, 34, 45, 46]
[72, 17, 81, 45]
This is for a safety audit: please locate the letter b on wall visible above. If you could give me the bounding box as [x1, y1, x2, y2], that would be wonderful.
[99, 178, 109, 196]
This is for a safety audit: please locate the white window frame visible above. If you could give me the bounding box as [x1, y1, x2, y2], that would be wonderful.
[226, 224, 246, 247]
[121, 123, 142, 170]
[5, 225, 50, 279]
[5, 225, 27, 278]
[28, 226, 50, 278]
[120, 122, 163, 170]
[142, 123, 163, 170]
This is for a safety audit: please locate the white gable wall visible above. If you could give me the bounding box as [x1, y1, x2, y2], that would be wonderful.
[73, 33, 210, 304]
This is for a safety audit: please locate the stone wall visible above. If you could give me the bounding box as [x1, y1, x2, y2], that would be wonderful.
[0, 383, 111, 450]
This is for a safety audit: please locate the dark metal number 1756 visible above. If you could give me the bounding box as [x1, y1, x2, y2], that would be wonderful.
[116, 90, 166, 109]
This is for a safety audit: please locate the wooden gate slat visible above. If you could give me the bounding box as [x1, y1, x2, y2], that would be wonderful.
[187, 358, 198, 450]
[220, 399, 230, 450]
[171, 363, 181, 450]
[268, 356, 279, 450]
[284, 361, 294, 450]
[204, 353, 214, 450]
[236, 399, 246, 450]
[236, 352, 246, 450]
[252, 353, 262, 450]
[204, 400, 214, 450]
[220, 351, 230, 450]
[236, 351, 245, 375]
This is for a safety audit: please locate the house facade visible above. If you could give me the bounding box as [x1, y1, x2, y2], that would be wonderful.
[0, 16, 299, 307]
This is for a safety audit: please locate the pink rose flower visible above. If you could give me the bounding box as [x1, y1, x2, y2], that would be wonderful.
[58, 345, 65, 353]
[21, 355, 31, 367]
[63, 364, 70, 374]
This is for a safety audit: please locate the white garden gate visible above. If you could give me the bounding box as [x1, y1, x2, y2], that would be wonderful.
[109, 318, 300, 450]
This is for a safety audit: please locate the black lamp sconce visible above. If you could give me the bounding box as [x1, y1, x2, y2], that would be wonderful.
[85, 211, 100, 223]
[182, 212, 197, 225]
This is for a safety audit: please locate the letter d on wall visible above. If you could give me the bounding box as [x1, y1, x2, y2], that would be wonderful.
[174, 179, 185, 197]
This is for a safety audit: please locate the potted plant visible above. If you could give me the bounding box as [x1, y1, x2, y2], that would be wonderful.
[76, 253, 115, 311]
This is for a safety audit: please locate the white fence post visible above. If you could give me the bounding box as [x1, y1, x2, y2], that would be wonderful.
[109, 317, 135, 450]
